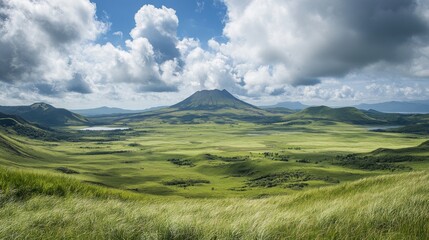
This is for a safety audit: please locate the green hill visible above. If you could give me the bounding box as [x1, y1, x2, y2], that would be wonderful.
[0, 112, 53, 139]
[288, 106, 384, 124]
[0, 166, 427, 239]
[0, 103, 89, 126]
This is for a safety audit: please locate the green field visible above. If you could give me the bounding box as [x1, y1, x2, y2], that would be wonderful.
[1, 120, 427, 199]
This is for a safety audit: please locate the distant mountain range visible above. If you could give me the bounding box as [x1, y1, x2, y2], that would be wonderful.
[0, 103, 88, 126]
[72, 107, 144, 117]
[262, 100, 429, 113]
[261, 101, 309, 110]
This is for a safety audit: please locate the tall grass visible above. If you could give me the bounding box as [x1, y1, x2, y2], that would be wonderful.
[0, 167, 144, 201]
[0, 168, 428, 239]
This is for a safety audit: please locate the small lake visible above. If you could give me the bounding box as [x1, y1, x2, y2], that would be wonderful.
[80, 126, 130, 131]
[367, 125, 402, 131]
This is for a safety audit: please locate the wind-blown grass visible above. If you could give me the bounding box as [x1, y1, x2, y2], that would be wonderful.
[0, 167, 144, 201]
[0, 167, 428, 239]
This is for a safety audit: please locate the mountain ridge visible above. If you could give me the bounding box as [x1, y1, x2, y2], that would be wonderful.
[0, 103, 89, 126]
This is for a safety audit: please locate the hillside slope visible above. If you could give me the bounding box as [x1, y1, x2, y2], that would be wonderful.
[0, 103, 89, 126]
[287, 106, 384, 124]
[0, 112, 53, 139]
[0, 167, 427, 239]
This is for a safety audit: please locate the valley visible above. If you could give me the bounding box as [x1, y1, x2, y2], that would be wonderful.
[1, 91, 428, 198]
[1, 89, 429, 238]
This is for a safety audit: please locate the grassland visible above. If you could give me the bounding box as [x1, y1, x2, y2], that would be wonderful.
[0, 167, 428, 239]
[1, 113, 429, 239]
[0, 120, 427, 198]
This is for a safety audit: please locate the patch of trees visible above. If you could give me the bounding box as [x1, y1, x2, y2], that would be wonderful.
[203, 154, 249, 162]
[334, 154, 414, 171]
[261, 152, 289, 161]
[286, 182, 309, 190]
[246, 171, 339, 188]
[163, 179, 210, 187]
[55, 167, 79, 174]
[82, 150, 129, 155]
[168, 158, 195, 167]
[296, 159, 310, 163]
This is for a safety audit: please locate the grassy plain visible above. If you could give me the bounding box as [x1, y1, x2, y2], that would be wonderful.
[0, 120, 426, 198]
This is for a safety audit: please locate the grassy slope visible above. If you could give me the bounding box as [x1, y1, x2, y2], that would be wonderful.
[287, 106, 383, 124]
[0, 167, 428, 239]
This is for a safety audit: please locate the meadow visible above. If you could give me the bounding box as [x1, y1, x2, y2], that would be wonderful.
[1, 112, 429, 239]
[1, 120, 426, 199]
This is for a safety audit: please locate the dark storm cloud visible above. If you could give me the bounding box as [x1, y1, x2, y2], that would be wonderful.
[34, 83, 62, 96]
[224, 0, 429, 89]
[300, 0, 429, 81]
[137, 82, 178, 93]
[307, 0, 428, 77]
[66, 74, 92, 94]
[140, 26, 181, 63]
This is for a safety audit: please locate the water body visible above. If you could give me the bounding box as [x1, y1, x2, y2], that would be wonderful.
[367, 126, 402, 131]
[80, 126, 130, 131]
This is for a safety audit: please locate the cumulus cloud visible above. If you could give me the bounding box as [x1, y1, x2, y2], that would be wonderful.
[131, 5, 180, 63]
[220, 0, 429, 87]
[2, 0, 429, 106]
[0, 1, 182, 96]
[0, 0, 105, 84]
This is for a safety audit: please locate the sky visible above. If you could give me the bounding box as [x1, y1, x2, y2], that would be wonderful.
[1, 0, 429, 109]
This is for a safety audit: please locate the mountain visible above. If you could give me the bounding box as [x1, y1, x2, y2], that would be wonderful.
[355, 101, 429, 113]
[171, 89, 259, 111]
[261, 101, 309, 110]
[119, 89, 282, 124]
[72, 107, 144, 117]
[287, 106, 384, 124]
[0, 103, 89, 126]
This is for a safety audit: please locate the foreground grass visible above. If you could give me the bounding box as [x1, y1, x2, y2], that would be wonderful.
[0, 167, 146, 201]
[0, 167, 428, 239]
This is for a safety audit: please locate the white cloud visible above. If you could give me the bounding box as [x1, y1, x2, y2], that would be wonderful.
[2, 0, 429, 108]
[220, 0, 429, 87]
[0, 0, 106, 84]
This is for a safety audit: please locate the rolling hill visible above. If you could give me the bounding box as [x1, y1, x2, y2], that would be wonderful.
[286, 106, 384, 124]
[0, 103, 89, 126]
